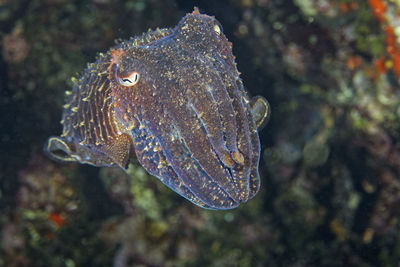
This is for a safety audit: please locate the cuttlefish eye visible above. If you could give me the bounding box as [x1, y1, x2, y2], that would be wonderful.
[117, 71, 140, 87]
[213, 23, 222, 35]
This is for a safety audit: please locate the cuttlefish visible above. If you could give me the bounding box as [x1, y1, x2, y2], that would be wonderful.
[45, 7, 270, 210]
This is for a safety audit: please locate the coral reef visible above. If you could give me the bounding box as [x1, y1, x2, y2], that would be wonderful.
[1, 0, 400, 266]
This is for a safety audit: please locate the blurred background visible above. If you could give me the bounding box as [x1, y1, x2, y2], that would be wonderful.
[1, 0, 400, 266]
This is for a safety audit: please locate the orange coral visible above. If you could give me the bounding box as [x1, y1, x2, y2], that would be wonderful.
[346, 55, 362, 70]
[368, 0, 386, 22]
[49, 212, 65, 227]
[338, 2, 358, 13]
[368, 1, 400, 78]
[384, 26, 400, 77]
[374, 57, 386, 74]
[392, 54, 400, 77]
[385, 26, 396, 55]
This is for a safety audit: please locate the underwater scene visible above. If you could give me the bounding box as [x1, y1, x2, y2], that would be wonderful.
[1, 0, 400, 266]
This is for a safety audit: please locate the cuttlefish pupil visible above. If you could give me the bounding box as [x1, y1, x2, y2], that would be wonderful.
[117, 72, 140, 87]
[44, 7, 271, 210]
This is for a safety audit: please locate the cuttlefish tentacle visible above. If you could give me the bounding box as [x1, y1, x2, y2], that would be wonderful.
[182, 69, 258, 203]
[161, 79, 242, 203]
[228, 81, 253, 201]
[241, 92, 262, 198]
[207, 70, 239, 159]
[205, 52, 255, 201]
[129, 116, 214, 209]
[185, 86, 236, 168]
[187, 58, 242, 169]
[138, 98, 239, 208]
[210, 54, 253, 201]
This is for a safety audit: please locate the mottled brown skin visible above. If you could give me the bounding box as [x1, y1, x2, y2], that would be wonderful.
[46, 8, 270, 210]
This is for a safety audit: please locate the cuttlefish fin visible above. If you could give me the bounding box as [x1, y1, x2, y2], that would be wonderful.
[250, 96, 270, 130]
[45, 136, 79, 163]
[44, 134, 133, 168]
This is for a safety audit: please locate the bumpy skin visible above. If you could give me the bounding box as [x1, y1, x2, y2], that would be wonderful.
[45, 8, 270, 210]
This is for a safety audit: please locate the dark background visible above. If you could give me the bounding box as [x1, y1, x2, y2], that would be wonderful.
[1, 0, 400, 266]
